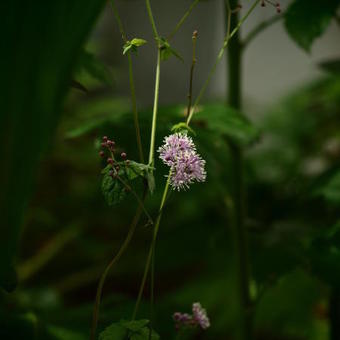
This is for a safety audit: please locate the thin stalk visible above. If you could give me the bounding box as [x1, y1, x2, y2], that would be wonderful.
[148, 49, 161, 166]
[90, 191, 147, 340]
[186, 0, 260, 125]
[110, 0, 144, 162]
[185, 31, 198, 121]
[167, 0, 200, 41]
[146, 0, 159, 40]
[226, 0, 252, 339]
[242, 14, 282, 49]
[132, 176, 171, 320]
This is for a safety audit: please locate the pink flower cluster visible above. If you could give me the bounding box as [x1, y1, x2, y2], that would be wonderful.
[173, 302, 210, 330]
[158, 133, 206, 191]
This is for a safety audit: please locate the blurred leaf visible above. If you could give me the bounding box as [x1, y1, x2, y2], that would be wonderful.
[99, 323, 127, 340]
[0, 0, 106, 292]
[99, 320, 159, 340]
[319, 59, 340, 75]
[284, 0, 340, 51]
[70, 79, 88, 93]
[48, 325, 86, 340]
[76, 49, 113, 86]
[194, 103, 260, 145]
[314, 170, 340, 204]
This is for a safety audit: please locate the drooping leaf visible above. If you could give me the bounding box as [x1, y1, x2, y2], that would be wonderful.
[157, 38, 183, 62]
[99, 323, 127, 340]
[0, 0, 106, 292]
[193, 103, 260, 145]
[284, 0, 340, 51]
[101, 171, 127, 206]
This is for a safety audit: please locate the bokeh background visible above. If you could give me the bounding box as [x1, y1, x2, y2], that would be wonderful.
[1, 0, 340, 339]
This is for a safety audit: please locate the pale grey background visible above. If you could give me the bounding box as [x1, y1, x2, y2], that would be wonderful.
[92, 0, 340, 115]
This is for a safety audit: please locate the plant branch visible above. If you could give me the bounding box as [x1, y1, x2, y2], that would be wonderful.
[145, 0, 159, 40]
[110, 0, 144, 163]
[186, 0, 260, 125]
[185, 31, 198, 121]
[148, 49, 161, 167]
[132, 175, 170, 320]
[167, 0, 201, 41]
[242, 14, 282, 49]
[90, 189, 147, 340]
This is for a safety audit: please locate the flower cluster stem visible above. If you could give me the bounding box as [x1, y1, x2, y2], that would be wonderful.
[132, 175, 171, 320]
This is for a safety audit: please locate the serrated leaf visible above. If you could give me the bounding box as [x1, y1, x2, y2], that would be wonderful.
[194, 103, 260, 145]
[99, 323, 127, 340]
[284, 0, 340, 51]
[101, 172, 126, 206]
[120, 319, 149, 332]
[130, 328, 160, 340]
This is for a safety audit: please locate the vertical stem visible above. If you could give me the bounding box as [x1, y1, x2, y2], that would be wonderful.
[148, 49, 161, 167]
[330, 287, 340, 340]
[226, 1, 252, 339]
[132, 176, 170, 320]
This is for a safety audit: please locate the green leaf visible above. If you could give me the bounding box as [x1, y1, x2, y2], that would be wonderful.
[130, 38, 147, 47]
[171, 122, 196, 135]
[157, 38, 183, 62]
[0, 0, 106, 292]
[314, 170, 340, 204]
[146, 171, 156, 194]
[120, 319, 149, 332]
[76, 49, 113, 86]
[99, 323, 127, 340]
[123, 38, 147, 55]
[194, 103, 260, 145]
[130, 328, 160, 340]
[284, 0, 340, 51]
[319, 58, 340, 75]
[101, 172, 127, 206]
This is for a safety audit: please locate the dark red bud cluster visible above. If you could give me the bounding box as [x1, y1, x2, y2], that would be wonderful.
[260, 0, 281, 13]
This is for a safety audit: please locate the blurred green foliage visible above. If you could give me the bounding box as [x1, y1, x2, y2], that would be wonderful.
[1, 0, 340, 339]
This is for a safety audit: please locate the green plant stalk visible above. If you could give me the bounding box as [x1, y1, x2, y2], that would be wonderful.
[186, 0, 260, 125]
[146, 0, 159, 40]
[132, 176, 171, 320]
[110, 0, 144, 163]
[90, 193, 146, 340]
[148, 49, 161, 166]
[226, 0, 252, 339]
[167, 0, 201, 41]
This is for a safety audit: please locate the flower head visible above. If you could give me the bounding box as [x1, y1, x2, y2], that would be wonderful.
[158, 133, 206, 190]
[173, 302, 210, 331]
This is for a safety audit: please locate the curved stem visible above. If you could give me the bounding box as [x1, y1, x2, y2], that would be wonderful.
[132, 176, 171, 320]
[110, 0, 127, 41]
[148, 49, 161, 167]
[90, 191, 147, 340]
[242, 14, 282, 49]
[167, 0, 201, 41]
[186, 0, 260, 125]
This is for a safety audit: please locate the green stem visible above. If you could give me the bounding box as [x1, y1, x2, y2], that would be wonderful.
[110, 0, 144, 163]
[145, 0, 159, 40]
[185, 31, 198, 121]
[242, 14, 282, 49]
[226, 0, 252, 339]
[148, 49, 161, 167]
[167, 0, 201, 41]
[186, 0, 260, 125]
[132, 176, 171, 320]
[90, 192, 146, 340]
